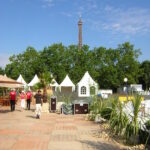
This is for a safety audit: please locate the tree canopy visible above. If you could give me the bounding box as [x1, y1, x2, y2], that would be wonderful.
[5, 42, 142, 91]
[0, 67, 5, 75]
[139, 60, 150, 90]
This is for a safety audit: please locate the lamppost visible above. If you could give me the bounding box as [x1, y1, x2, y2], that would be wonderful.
[124, 77, 128, 100]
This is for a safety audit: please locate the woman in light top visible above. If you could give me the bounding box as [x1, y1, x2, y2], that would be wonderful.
[20, 91, 26, 111]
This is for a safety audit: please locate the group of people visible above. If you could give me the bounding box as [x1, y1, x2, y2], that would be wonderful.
[9, 89, 43, 119]
[9, 89, 32, 111]
[20, 90, 32, 111]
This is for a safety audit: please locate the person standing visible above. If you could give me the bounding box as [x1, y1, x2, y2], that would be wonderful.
[34, 90, 43, 119]
[26, 90, 32, 110]
[9, 89, 16, 111]
[20, 91, 26, 111]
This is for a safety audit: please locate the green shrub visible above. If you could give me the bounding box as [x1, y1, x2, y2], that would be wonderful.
[110, 100, 129, 136]
[89, 96, 103, 114]
[145, 120, 150, 130]
[88, 112, 97, 121]
[125, 95, 142, 144]
[100, 107, 112, 120]
[139, 129, 150, 145]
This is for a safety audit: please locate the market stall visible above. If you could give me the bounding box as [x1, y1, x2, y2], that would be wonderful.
[0, 75, 23, 106]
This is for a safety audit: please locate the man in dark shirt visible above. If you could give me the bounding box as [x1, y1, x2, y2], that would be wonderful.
[34, 90, 43, 119]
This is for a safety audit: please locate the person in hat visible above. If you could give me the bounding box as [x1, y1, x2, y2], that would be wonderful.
[26, 90, 32, 110]
[20, 91, 26, 111]
[9, 88, 16, 111]
[34, 90, 43, 119]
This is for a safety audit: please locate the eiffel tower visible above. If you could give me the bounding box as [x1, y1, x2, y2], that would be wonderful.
[78, 18, 82, 50]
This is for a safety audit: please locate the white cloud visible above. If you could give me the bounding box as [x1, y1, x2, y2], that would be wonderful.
[42, 0, 54, 8]
[61, 12, 72, 17]
[111, 8, 150, 34]
[63, 0, 98, 18]
[0, 54, 10, 68]
[104, 5, 113, 12]
[41, 0, 150, 36]
[76, 0, 98, 17]
[90, 6, 150, 35]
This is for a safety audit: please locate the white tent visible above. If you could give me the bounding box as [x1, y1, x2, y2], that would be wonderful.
[50, 79, 59, 91]
[77, 71, 98, 97]
[60, 75, 75, 92]
[28, 74, 40, 87]
[17, 74, 27, 87]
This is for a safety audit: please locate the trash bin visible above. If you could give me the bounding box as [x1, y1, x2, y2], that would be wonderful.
[50, 96, 57, 112]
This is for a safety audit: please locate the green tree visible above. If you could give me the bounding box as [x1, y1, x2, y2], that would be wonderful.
[116, 42, 141, 86]
[40, 43, 67, 84]
[97, 48, 119, 90]
[92, 42, 141, 91]
[139, 60, 150, 90]
[0, 67, 5, 75]
[4, 42, 141, 92]
[69, 44, 96, 84]
[34, 72, 53, 103]
[5, 47, 42, 82]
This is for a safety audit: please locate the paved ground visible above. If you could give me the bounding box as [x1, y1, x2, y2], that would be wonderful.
[0, 104, 125, 150]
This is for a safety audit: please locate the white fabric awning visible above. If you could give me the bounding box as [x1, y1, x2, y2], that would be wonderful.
[60, 75, 75, 91]
[60, 75, 75, 87]
[17, 74, 27, 86]
[28, 74, 40, 86]
[50, 79, 59, 87]
[77, 71, 98, 86]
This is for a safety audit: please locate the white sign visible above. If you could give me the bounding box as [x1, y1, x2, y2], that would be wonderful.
[80, 103, 83, 106]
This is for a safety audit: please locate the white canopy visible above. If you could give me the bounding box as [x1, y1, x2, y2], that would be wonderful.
[50, 79, 59, 87]
[28, 74, 40, 86]
[17, 74, 27, 86]
[77, 71, 98, 86]
[60, 75, 75, 91]
[60, 75, 75, 87]
[77, 71, 98, 97]
[50, 79, 60, 92]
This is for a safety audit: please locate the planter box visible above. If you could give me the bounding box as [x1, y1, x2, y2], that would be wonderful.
[74, 103, 88, 114]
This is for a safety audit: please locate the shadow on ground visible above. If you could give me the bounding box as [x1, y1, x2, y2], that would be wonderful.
[15, 109, 21, 112]
[80, 140, 125, 150]
[0, 109, 10, 113]
[26, 115, 36, 119]
[0, 106, 22, 113]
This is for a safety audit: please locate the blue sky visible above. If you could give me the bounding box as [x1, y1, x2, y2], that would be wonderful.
[0, 0, 150, 68]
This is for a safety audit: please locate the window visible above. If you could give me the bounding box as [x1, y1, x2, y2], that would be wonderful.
[90, 86, 95, 95]
[81, 86, 86, 95]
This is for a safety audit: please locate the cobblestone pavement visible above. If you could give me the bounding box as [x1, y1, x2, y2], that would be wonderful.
[0, 105, 125, 150]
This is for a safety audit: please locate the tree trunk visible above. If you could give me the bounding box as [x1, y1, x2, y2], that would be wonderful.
[43, 87, 47, 103]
